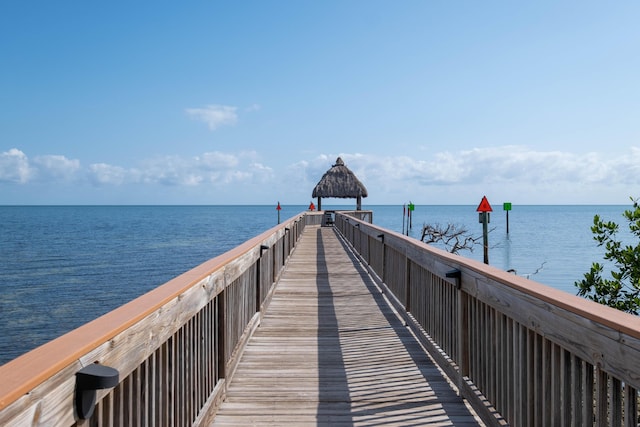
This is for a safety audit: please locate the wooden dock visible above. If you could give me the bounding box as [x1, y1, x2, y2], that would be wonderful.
[211, 226, 483, 426]
[3, 211, 639, 425]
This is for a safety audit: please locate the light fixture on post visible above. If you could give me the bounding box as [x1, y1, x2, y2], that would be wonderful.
[446, 269, 462, 290]
[75, 364, 119, 419]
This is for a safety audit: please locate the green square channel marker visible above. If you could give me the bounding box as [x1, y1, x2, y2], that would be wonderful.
[503, 202, 512, 211]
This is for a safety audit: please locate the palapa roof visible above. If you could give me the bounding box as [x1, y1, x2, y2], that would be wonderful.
[312, 157, 368, 199]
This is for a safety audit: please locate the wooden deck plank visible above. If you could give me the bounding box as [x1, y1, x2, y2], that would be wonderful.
[211, 226, 483, 426]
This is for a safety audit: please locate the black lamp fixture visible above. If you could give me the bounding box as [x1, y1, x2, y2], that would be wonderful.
[445, 269, 462, 290]
[75, 364, 119, 419]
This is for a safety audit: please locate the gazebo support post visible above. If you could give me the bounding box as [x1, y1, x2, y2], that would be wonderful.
[317, 197, 322, 211]
[356, 195, 362, 211]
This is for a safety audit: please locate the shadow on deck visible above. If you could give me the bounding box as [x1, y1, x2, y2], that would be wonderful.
[211, 226, 483, 426]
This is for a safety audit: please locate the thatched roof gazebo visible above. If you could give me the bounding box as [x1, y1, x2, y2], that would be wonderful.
[312, 157, 368, 210]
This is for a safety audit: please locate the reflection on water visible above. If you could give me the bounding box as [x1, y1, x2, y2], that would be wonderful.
[501, 233, 513, 274]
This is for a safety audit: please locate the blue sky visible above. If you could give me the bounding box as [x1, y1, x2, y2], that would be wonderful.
[1, 1, 639, 205]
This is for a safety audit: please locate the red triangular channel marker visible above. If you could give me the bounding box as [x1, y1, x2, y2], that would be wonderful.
[476, 196, 493, 212]
[276, 202, 282, 210]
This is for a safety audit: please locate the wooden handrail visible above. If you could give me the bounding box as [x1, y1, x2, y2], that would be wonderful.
[336, 212, 640, 426]
[336, 213, 640, 339]
[0, 212, 308, 425]
[5, 208, 636, 426]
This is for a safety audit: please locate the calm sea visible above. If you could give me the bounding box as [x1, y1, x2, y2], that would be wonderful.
[0, 204, 630, 365]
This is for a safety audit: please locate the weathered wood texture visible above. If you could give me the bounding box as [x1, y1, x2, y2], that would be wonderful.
[0, 212, 311, 427]
[337, 214, 640, 427]
[212, 226, 482, 426]
[5, 207, 640, 427]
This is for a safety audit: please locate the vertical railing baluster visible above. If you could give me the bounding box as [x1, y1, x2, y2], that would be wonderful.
[611, 377, 622, 426]
[457, 290, 469, 393]
[561, 349, 571, 427]
[624, 384, 637, 427]
[572, 356, 583, 427]
[595, 367, 609, 425]
[583, 362, 595, 427]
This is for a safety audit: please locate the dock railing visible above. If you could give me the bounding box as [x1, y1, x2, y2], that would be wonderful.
[0, 212, 324, 426]
[336, 212, 640, 426]
[3, 208, 638, 426]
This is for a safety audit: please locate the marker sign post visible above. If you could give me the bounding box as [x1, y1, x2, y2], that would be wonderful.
[476, 196, 493, 264]
[503, 202, 512, 234]
[276, 201, 282, 224]
[402, 202, 416, 235]
[408, 202, 415, 231]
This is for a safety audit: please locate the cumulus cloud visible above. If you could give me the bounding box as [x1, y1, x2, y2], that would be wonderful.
[0, 148, 277, 202]
[470, 147, 635, 186]
[247, 162, 274, 182]
[185, 105, 238, 130]
[34, 155, 80, 180]
[122, 151, 273, 187]
[0, 148, 33, 183]
[334, 146, 639, 188]
[0, 149, 81, 183]
[197, 152, 239, 169]
[88, 163, 128, 185]
[289, 147, 640, 203]
[3, 145, 639, 204]
[139, 155, 195, 186]
[612, 147, 640, 184]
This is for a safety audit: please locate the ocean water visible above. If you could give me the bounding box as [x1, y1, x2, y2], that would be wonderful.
[0, 204, 631, 365]
[372, 204, 630, 292]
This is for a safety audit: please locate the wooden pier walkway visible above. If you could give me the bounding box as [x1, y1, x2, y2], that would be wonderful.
[4, 212, 638, 426]
[212, 226, 483, 426]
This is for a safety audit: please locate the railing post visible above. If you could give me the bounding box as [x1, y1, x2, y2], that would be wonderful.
[282, 229, 288, 266]
[217, 294, 226, 380]
[377, 234, 385, 284]
[457, 291, 470, 387]
[448, 269, 469, 392]
[625, 384, 637, 427]
[405, 256, 411, 312]
[257, 245, 269, 312]
[595, 366, 608, 425]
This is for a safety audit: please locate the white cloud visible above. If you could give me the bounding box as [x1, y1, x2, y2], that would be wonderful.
[0, 150, 81, 184]
[613, 147, 640, 184]
[125, 152, 274, 187]
[138, 153, 237, 186]
[0, 148, 34, 183]
[185, 105, 238, 130]
[197, 152, 239, 169]
[34, 155, 80, 180]
[291, 147, 640, 204]
[342, 146, 640, 188]
[88, 163, 129, 185]
[3, 145, 639, 204]
[248, 162, 274, 181]
[140, 155, 194, 186]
